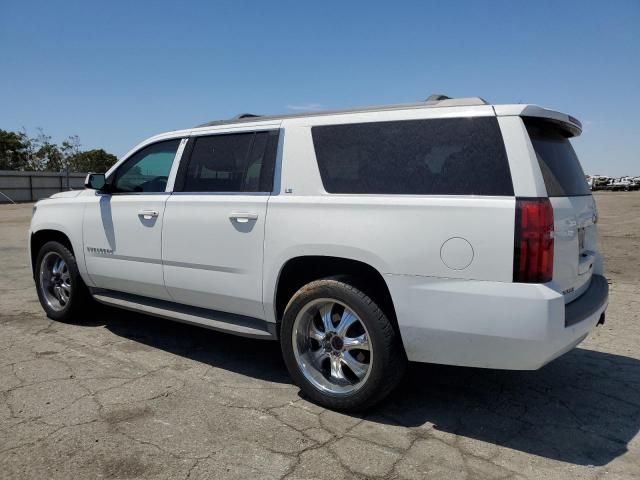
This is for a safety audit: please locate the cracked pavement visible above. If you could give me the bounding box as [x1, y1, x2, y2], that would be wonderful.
[1, 191, 639, 479]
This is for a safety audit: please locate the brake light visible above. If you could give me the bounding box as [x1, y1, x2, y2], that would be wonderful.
[513, 198, 554, 283]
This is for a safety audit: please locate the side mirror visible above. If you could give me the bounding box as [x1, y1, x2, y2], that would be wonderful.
[85, 173, 107, 191]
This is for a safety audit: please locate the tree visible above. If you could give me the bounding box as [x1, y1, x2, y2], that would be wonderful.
[0, 129, 29, 170]
[37, 143, 64, 171]
[30, 128, 64, 172]
[0, 128, 117, 172]
[68, 149, 118, 173]
[60, 135, 81, 168]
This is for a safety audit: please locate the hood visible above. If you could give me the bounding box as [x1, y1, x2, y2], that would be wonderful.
[48, 189, 84, 200]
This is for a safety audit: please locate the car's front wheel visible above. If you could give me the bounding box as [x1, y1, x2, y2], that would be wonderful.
[35, 240, 91, 321]
[280, 277, 406, 411]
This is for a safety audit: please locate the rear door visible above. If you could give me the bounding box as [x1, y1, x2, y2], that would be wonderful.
[162, 127, 280, 319]
[524, 119, 597, 303]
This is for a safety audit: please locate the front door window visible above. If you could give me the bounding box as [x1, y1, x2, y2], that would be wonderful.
[112, 139, 180, 193]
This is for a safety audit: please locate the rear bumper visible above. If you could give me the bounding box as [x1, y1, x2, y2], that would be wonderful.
[386, 274, 608, 370]
[565, 275, 608, 327]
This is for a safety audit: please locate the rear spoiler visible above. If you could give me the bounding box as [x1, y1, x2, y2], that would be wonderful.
[493, 105, 582, 137]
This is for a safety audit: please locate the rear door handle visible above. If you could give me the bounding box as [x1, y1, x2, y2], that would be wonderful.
[138, 209, 159, 219]
[229, 212, 258, 223]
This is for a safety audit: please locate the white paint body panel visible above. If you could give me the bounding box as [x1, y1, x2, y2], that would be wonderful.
[83, 194, 172, 300]
[385, 274, 606, 369]
[28, 101, 607, 371]
[29, 192, 91, 282]
[262, 194, 516, 320]
[497, 116, 547, 197]
[549, 195, 600, 303]
[162, 195, 268, 319]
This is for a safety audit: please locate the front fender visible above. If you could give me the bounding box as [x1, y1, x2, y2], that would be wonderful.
[30, 198, 93, 286]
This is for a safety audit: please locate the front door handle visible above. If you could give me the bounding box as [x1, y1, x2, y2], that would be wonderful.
[229, 212, 258, 223]
[138, 209, 159, 220]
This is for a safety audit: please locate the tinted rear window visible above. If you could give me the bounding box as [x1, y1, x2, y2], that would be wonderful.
[179, 131, 278, 193]
[311, 117, 513, 195]
[525, 119, 590, 197]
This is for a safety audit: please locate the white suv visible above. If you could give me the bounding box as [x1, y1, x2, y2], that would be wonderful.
[29, 95, 609, 410]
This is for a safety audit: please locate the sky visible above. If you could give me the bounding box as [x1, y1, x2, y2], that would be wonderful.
[1, 0, 638, 176]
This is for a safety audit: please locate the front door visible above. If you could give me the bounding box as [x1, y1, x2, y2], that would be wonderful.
[162, 128, 280, 319]
[83, 138, 182, 300]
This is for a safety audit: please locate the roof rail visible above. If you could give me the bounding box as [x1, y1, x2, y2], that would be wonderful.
[425, 94, 451, 102]
[196, 95, 489, 127]
[197, 113, 262, 127]
[426, 94, 488, 106]
[231, 113, 261, 120]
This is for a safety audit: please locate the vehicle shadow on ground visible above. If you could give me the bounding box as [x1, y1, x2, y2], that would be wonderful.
[79, 307, 290, 384]
[384, 350, 640, 466]
[79, 307, 639, 467]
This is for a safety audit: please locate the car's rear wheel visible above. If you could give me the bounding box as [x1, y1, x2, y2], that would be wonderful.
[280, 277, 406, 411]
[35, 241, 91, 321]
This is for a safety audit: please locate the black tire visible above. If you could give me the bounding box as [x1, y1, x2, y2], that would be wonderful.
[34, 240, 91, 321]
[280, 276, 406, 411]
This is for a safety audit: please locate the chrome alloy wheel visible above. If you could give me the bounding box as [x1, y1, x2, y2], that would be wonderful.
[39, 252, 71, 311]
[292, 298, 372, 395]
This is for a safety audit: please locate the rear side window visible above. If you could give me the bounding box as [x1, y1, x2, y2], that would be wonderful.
[179, 130, 278, 193]
[311, 117, 513, 195]
[525, 119, 590, 197]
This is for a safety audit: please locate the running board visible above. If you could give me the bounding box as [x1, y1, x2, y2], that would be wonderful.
[91, 289, 277, 340]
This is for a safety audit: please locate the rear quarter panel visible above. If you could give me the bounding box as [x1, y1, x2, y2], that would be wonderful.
[263, 122, 516, 323]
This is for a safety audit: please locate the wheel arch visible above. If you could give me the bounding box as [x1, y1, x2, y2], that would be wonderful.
[30, 229, 75, 278]
[272, 255, 401, 341]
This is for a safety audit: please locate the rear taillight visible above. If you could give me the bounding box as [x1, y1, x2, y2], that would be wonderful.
[513, 198, 554, 283]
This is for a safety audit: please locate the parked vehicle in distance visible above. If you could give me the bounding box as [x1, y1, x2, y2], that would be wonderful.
[587, 175, 611, 191]
[29, 95, 609, 410]
[612, 177, 640, 191]
[587, 175, 640, 191]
